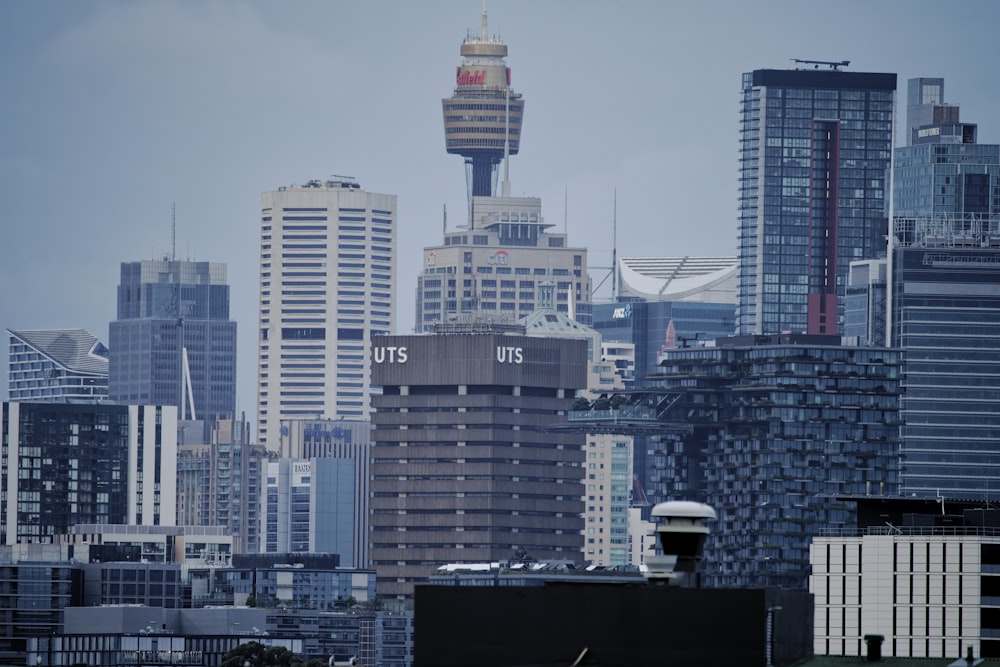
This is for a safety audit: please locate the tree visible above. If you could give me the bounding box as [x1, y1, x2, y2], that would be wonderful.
[572, 396, 591, 411]
[592, 396, 612, 411]
[220, 641, 303, 667]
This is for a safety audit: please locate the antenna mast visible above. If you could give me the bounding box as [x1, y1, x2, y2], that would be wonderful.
[171, 203, 176, 261]
[612, 190, 617, 300]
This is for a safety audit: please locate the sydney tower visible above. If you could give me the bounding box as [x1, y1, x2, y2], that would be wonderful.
[442, 6, 525, 212]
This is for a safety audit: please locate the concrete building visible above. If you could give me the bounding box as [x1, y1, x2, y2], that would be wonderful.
[810, 496, 1000, 660]
[63, 524, 232, 566]
[737, 66, 896, 336]
[415, 195, 592, 330]
[7, 328, 109, 402]
[1, 402, 178, 543]
[109, 259, 237, 428]
[257, 176, 396, 449]
[369, 331, 588, 602]
[890, 78, 1000, 500]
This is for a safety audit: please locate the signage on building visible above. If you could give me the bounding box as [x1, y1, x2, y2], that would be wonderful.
[456, 69, 486, 85]
[487, 249, 509, 266]
[373, 346, 408, 363]
[917, 126, 941, 138]
[293, 462, 312, 474]
[612, 304, 632, 320]
[496, 346, 523, 364]
[304, 427, 345, 438]
[426, 251, 435, 267]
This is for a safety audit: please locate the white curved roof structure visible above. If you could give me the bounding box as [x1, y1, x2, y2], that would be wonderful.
[617, 256, 737, 303]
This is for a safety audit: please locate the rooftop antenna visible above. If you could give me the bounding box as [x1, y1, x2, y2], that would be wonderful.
[480, 0, 488, 40]
[443, 203, 447, 235]
[563, 186, 568, 233]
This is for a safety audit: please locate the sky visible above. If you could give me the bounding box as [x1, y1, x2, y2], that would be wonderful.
[2, 0, 999, 424]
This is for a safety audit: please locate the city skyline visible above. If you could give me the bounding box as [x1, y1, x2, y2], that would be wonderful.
[3, 1, 999, 429]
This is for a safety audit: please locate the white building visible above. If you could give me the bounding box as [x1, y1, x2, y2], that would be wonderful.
[415, 195, 592, 331]
[810, 499, 1000, 660]
[256, 177, 396, 449]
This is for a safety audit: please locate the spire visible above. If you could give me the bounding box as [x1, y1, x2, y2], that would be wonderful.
[481, 0, 488, 40]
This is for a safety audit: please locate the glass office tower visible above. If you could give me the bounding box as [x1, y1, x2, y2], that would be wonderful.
[737, 67, 896, 336]
[109, 260, 237, 424]
[891, 78, 1000, 499]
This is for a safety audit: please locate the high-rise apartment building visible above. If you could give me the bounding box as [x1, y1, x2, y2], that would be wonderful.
[369, 331, 587, 602]
[176, 417, 266, 554]
[109, 259, 237, 425]
[415, 195, 592, 330]
[1, 402, 178, 543]
[7, 328, 109, 402]
[890, 78, 1000, 499]
[256, 177, 396, 449]
[736, 66, 896, 336]
[649, 335, 901, 590]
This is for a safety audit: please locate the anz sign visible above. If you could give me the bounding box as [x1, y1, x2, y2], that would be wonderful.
[612, 304, 632, 320]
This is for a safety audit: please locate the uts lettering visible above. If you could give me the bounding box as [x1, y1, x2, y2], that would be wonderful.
[496, 346, 523, 364]
[373, 346, 408, 364]
[456, 69, 486, 85]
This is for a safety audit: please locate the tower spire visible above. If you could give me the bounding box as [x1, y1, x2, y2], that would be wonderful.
[481, 0, 488, 40]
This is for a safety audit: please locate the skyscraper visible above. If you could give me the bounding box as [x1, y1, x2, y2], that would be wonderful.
[736, 65, 896, 336]
[7, 328, 109, 402]
[369, 330, 587, 601]
[442, 5, 524, 208]
[890, 78, 1000, 499]
[256, 177, 396, 449]
[109, 259, 237, 424]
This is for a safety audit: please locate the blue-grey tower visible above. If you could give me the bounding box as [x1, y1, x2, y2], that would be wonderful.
[109, 259, 237, 425]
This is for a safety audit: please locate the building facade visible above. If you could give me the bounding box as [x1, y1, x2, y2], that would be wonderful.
[1, 402, 178, 543]
[257, 177, 396, 449]
[890, 77, 1000, 500]
[176, 417, 267, 554]
[109, 260, 237, 426]
[736, 67, 896, 336]
[810, 497, 1000, 660]
[649, 335, 901, 590]
[7, 328, 109, 402]
[260, 458, 364, 567]
[369, 332, 588, 602]
[415, 195, 592, 330]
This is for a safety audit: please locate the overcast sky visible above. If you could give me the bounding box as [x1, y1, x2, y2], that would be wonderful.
[2, 0, 998, 421]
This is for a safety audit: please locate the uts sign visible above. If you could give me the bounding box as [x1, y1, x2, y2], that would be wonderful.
[373, 345, 523, 364]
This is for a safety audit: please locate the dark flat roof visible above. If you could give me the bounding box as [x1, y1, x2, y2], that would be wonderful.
[750, 69, 897, 91]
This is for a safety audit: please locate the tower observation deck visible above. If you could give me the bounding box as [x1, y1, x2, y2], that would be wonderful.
[442, 5, 524, 213]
